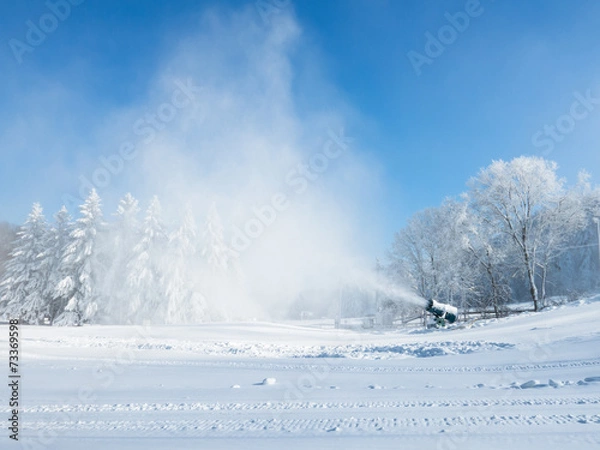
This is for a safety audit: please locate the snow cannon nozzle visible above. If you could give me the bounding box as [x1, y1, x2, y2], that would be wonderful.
[425, 299, 458, 325]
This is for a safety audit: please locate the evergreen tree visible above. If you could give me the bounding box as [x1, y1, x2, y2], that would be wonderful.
[0, 222, 18, 281]
[45, 207, 74, 323]
[0, 204, 50, 323]
[126, 196, 168, 324]
[202, 202, 231, 272]
[54, 190, 105, 326]
[104, 193, 140, 323]
[201, 202, 244, 319]
[164, 208, 206, 323]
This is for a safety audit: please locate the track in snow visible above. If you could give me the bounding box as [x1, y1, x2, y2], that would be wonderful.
[23, 395, 600, 414]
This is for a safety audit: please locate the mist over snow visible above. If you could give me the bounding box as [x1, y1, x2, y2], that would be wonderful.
[126, 7, 382, 317]
[2, 5, 386, 323]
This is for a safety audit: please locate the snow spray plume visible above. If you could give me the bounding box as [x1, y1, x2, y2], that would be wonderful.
[81, 5, 381, 322]
[346, 268, 428, 308]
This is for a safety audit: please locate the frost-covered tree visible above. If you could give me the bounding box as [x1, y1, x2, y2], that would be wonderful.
[126, 196, 168, 324]
[0, 204, 50, 323]
[0, 222, 17, 281]
[385, 158, 600, 314]
[103, 193, 140, 323]
[200, 203, 245, 319]
[534, 188, 586, 302]
[45, 207, 74, 322]
[53, 190, 105, 326]
[469, 157, 568, 311]
[437, 199, 478, 308]
[387, 201, 474, 307]
[164, 208, 206, 323]
[202, 203, 231, 273]
[388, 210, 434, 301]
[463, 196, 512, 316]
[548, 171, 600, 296]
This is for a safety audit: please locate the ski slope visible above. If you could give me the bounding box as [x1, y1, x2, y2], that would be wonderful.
[4, 297, 600, 449]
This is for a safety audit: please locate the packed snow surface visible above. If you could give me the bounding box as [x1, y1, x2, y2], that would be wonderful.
[3, 296, 600, 449]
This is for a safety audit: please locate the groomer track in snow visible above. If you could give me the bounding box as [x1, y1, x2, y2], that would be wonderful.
[5, 296, 600, 450]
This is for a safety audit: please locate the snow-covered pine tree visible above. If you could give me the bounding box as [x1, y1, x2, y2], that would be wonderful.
[45, 207, 74, 323]
[53, 190, 105, 326]
[164, 208, 206, 324]
[103, 193, 140, 323]
[201, 202, 244, 319]
[0, 222, 18, 281]
[0, 203, 51, 324]
[202, 202, 231, 272]
[126, 196, 168, 324]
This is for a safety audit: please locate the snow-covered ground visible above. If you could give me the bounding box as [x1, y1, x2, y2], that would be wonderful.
[4, 297, 600, 449]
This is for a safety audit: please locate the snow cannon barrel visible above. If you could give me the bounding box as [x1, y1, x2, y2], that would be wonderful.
[425, 299, 458, 324]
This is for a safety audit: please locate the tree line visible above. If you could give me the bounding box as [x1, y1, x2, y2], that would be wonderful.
[385, 156, 600, 316]
[2, 156, 598, 326]
[0, 191, 244, 325]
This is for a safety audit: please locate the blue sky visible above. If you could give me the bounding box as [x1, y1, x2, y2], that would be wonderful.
[1, 0, 600, 258]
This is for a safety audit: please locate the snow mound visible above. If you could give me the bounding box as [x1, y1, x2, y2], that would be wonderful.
[548, 379, 563, 388]
[520, 380, 547, 389]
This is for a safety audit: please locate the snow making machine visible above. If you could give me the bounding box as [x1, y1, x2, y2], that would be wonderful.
[425, 299, 458, 326]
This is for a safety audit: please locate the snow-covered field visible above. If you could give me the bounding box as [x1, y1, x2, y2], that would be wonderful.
[4, 297, 600, 449]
